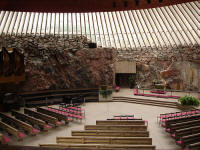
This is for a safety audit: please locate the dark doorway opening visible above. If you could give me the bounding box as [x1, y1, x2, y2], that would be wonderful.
[115, 73, 136, 88]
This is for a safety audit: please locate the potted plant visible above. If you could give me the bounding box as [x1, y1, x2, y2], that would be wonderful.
[178, 95, 200, 110]
[99, 85, 113, 101]
[129, 75, 135, 89]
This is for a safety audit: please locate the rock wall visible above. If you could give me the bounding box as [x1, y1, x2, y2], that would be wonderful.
[1, 34, 199, 91]
[117, 45, 200, 90]
[1, 35, 114, 92]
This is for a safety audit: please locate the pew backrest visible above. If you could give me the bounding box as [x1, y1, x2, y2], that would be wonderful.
[71, 130, 149, 137]
[175, 126, 200, 140]
[96, 120, 145, 125]
[56, 136, 152, 145]
[84, 125, 147, 131]
[181, 133, 200, 147]
[12, 111, 50, 131]
[39, 144, 156, 150]
[37, 107, 68, 124]
[0, 112, 37, 135]
[24, 108, 61, 126]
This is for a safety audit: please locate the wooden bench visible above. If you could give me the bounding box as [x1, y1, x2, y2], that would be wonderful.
[59, 106, 85, 115]
[177, 133, 200, 147]
[24, 92, 98, 101]
[0, 133, 11, 144]
[24, 108, 62, 127]
[56, 136, 152, 145]
[21, 88, 98, 97]
[173, 126, 200, 140]
[36, 107, 69, 124]
[11, 111, 51, 131]
[187, 141, 200, 150]
[72, 130, 149, 137]
[0, 133, 2, 143]
[39, 144, 156, 150]
[0, 121, 26, 140]
[85, 125, 147, 131]
[164, 114, 200, 128]
[47, 107, 82, 120]
[96, 120, 145, 125]
[167, 119, 200, 133]
[0, 112, 39, 136]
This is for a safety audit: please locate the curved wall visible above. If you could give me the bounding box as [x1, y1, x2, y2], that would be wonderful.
[0, 0, 195, 12]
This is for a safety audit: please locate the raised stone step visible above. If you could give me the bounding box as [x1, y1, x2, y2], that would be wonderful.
[113, 97, 178, 109]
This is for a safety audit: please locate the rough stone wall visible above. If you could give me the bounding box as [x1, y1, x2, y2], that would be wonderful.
[1, 34, 199, 91]
[1, 35, 114, 92]
[117, 45, 200, 90]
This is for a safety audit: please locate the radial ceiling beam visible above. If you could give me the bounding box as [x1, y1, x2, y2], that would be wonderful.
[0, 1, 199, 49]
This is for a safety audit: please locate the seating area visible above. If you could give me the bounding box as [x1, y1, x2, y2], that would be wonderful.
[159, 109, 200, 149]
[0, 105, 85, 143]
[20, 88, 99, 107]
[158, 109, 200, 126]
[39, 117, 156, 150]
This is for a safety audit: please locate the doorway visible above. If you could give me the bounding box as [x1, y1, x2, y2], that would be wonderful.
[115, 73, 136, 88]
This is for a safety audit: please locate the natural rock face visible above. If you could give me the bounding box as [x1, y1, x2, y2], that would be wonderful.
[1, 34, 200, 91]
[117, 45, 200, 90]
[160, 61, 200, 90]
[1, 34, 114, 92]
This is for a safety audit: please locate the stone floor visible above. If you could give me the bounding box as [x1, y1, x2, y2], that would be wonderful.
[8, 88, 200, 150]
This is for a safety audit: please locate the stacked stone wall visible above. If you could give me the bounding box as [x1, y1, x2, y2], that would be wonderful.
[1, 34, 199, 91]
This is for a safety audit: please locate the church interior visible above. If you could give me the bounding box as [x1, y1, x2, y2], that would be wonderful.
[0, 0, 199, 150]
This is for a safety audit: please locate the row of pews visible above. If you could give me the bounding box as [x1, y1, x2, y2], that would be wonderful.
[40, 118, 156, 150]
[159, 109, 200, 150]
[20, 88, 99, 107]
[0, 105, 85, 144]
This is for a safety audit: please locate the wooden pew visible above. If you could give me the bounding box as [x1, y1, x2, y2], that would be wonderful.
[59, 107, 85, 116]
[24, 108, 62, 127]
[0, 112, 39, 136]
[177, 133, 200, 147]
[173, 126, 200, 140]
[167, 119, 200, 133]
[72, 130, 149, 137]
[0, 133, 2, 143]
[85, 125, 147, 131]
[11, 111, 51, 131]
[0, 133, 11, 144]
[164, 114, 200, 128]
[48, 107, 82, 120]
[39, 144, 156, 150]
[96, 120, 145, 125]
[187, 141, 200, 150]
[36, 107, 69, 124]
[0, 121, 26, 140]
[56, 136, 152, 145]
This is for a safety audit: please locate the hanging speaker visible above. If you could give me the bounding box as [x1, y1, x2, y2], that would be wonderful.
[113, 2, 116, 8]
[124, 1, 128, 7]
[88, 43, 97, 48]
[135, 0, 139, 6]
